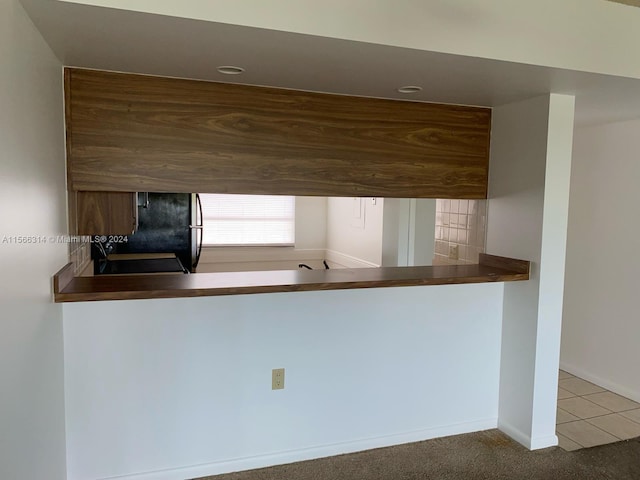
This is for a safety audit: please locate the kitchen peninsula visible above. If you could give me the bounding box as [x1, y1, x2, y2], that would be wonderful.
[54, 253, 530, 303]
[62, 67, 492, 247]
[55, 67, 519, 303]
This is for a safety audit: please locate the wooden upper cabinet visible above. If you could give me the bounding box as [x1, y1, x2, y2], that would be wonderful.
[64, 68, 491, 199]
[76, 191, 138, 235]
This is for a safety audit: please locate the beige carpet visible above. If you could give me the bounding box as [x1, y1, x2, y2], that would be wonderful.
[194, 429, 640, 480]
[606, 0, 640, 7]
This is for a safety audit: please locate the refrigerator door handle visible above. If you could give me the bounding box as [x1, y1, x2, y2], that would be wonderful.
[192, 193, 204, 269]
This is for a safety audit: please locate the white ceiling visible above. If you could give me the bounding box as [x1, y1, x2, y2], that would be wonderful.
[20, 0, 640, 126]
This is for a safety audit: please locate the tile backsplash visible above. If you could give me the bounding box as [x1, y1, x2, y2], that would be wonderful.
[69, 237, 91, 275]
[434, 199, 486, 265]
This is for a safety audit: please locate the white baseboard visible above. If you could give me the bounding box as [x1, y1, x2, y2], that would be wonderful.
[325, 249, 379, 269]
[98, 418, 498, 480]
[498, 420, 531, 449]
[498, 420, 558, 450]
[530, 434, 559, 450]
[560, 361, 640, 403]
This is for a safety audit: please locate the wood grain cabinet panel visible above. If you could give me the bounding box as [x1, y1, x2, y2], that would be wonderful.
[64, 69, 492, 199]
[76, 191, 138, 235]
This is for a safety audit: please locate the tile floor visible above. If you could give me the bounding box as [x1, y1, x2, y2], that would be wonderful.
[557, 370, 640, 451]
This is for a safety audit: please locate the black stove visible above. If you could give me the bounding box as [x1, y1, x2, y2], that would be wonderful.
[97, 257, 188, 275]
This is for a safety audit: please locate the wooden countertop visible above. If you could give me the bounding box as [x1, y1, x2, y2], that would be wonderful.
[53, 254, 529, 303]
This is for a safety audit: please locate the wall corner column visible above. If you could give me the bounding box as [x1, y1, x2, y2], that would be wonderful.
[487, 93, 575, 449]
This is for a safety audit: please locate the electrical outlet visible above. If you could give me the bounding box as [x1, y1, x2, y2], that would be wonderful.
[448, 244, 459, 260]
[272, 368, 285, 390]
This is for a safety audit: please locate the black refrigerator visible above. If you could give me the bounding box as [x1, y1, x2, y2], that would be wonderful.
[94, 193, 203, 274]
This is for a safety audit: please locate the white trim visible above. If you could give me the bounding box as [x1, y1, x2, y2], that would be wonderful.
[560, 361, 640, 403]
[96, 418, 497, 480]
[530, 434, 558, 450]
[498, 419, 532, 449]
[324, 249, 380, 269]
[498, 419, 558, 450]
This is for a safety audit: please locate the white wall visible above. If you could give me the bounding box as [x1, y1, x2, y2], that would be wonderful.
[326, 197, 383, 267]
[63, 284, 503, 480]
[60, 0, 640, 79]
[487, 94, 575, 449]
[294, 196, 327, 250]
[561, 118, 640, 402]
[0, 1, 68, 478]
[408, 199, 437, 266]
[381, 199, 411, 267]
[381, 199, 436, 267]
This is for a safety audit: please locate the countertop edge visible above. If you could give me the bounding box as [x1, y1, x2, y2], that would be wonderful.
[53, 255, 530, 303]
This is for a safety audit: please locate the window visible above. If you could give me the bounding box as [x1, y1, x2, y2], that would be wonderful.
[199, 194, 295, 246]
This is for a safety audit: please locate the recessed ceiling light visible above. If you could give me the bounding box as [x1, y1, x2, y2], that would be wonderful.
[397, 85, 422, 94]
[217, 65, 245, 75]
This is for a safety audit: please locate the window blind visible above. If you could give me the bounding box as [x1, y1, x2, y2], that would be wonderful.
[199, 194, 295, 246]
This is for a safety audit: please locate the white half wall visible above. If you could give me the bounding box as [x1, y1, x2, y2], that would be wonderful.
[561, 119, 640, 402]
[63, 283, 504, 480]
[487, 94, 575, 449]
[0, 1, 68, 478]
